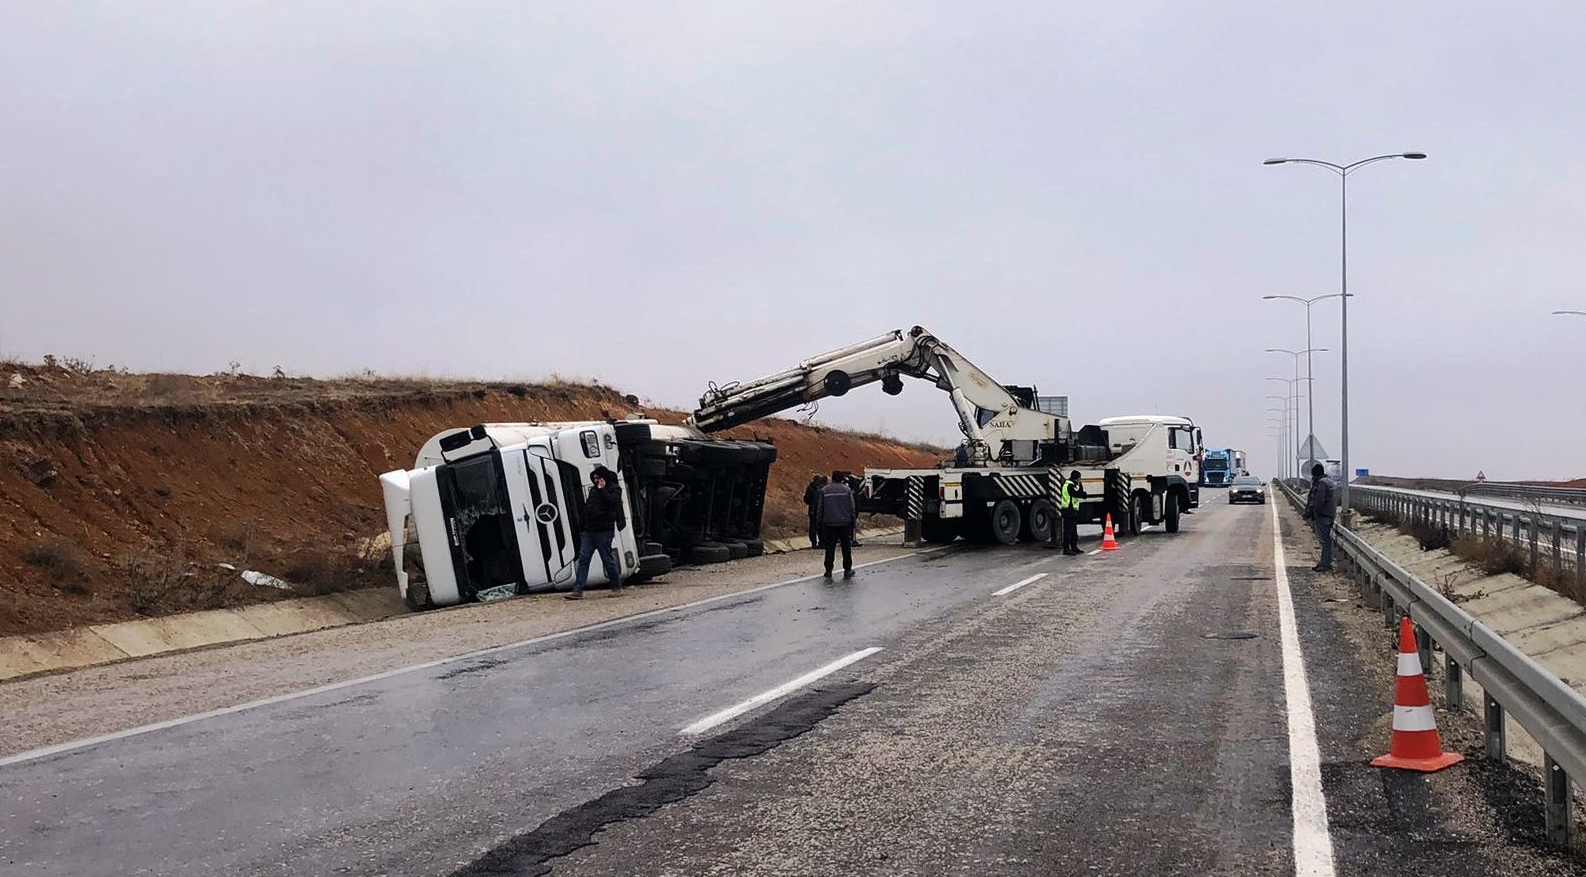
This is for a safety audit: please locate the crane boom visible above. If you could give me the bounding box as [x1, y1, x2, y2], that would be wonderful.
[689, 326, 1072, 465]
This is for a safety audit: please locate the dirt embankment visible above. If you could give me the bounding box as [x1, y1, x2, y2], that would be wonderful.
[0, 364, 942, 635]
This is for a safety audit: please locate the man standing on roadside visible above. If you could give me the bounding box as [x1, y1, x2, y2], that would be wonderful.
[816, 469, 856, 579]
[566, 465, 625, 599]
[803, 474, 827, 549]
[1301, 462, 1336, 572]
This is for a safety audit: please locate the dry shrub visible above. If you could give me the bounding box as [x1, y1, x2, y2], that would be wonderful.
[20, 537, 94, 595]
[111, 550, 244, 616]
[279, 543, 389, 596]
[1450, 533, 1530, 578]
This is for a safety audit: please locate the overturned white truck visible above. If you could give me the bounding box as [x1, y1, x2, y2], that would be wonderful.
[380, 419, 775, 609]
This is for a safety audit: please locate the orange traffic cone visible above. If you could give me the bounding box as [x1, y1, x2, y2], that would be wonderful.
[1371, 616, 1464, 772]
[1100, 514, 1120, 551]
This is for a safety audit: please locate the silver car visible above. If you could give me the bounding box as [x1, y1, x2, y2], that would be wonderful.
[1228, 475, 1266, 504]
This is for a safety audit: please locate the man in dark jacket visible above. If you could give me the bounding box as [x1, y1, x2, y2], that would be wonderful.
[567, 465, 625, 599]
[1301, 463, 1336, 572]
[803, 474, 827, 549]
[815, 469, 857, 579]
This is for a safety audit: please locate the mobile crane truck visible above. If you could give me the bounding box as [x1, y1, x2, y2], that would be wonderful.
[690, 326, 1201, 545]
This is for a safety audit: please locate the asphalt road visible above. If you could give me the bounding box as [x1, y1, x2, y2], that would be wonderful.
[2, 495, 1579, 876]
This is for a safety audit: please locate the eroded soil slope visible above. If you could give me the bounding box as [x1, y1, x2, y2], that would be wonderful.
[0, 365, 941, 634]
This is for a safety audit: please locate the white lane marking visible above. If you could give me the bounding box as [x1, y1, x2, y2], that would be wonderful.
[1088, 548, 1101, 555]
[1141, 524, 1156, 532]
[680, 647, 883, 736]
[0, 549, 949, 769]
[992, 573, 1047, 596]
[1270, 489, 1337, 876]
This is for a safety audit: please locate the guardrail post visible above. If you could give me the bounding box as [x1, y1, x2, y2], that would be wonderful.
[1551, 519, 1562, 571]
[1545, 753, 1572, 850]
[1484, 692, 1507, 761]
[1576, 524, 1585, 586]
[1530, 515, 1540, 572]
[1483, 507, 1491, 540]
[1415, 626, 1433, 680]
[1383, 592, 1396, 629]
[1444, 655, 1462, 710]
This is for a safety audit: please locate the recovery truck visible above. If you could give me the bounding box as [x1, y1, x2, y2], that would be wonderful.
[690, 326, 1201, 545]
[379, 419, 775, 609]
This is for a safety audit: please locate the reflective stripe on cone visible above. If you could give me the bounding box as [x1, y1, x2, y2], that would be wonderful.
[1371, 616, 1465, 773]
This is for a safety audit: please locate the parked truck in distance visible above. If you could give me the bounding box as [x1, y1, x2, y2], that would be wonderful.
[379, 420, 774, 610]
[689, 326, 1202, 545]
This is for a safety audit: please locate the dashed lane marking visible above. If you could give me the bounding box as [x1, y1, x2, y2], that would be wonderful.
[991, 573, 1047, 596]
[680, 647, 884, 736]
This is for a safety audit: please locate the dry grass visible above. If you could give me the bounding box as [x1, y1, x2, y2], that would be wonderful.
[19, 537, 94, 595]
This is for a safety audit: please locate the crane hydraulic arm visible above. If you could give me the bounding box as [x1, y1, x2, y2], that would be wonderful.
[689, 326, 1072, 463]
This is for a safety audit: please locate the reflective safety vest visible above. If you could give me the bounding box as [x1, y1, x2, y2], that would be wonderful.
[1058, 480, 1082, 511]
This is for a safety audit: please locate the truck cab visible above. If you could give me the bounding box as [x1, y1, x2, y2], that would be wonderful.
[1097, 415, 1202, 528]
[380, 423, 641, 609]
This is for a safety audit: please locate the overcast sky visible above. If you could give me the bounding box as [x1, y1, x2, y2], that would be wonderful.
[3, 2, 1583, 479]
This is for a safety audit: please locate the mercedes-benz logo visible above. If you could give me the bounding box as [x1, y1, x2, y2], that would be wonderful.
[534, 503, 559, 524]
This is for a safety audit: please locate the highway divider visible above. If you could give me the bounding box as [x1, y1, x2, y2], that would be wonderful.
[1276, 480, 1584, 850]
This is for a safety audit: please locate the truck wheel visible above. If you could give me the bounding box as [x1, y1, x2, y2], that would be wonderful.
[629, 553, 672, 583]
[920, 517, 960, 544]
[1027, 499, 1056, 543]
[1165, 493, 1181, 533]
[990, 499, 1021, 546]
[723, 541, 749, 560]
[403, 577, 431, 612]
[1126, 494, 1143, 536]
[690, 543, 731, 564]
[742, 538, 764, 557]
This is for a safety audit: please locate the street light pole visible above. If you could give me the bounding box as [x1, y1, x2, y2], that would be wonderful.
[1267, 395, 1292, 479]
[1263, 295, 1347, 462]
[1266, 346, 1328, 467]
[1264, 151, 1426, 514]
[1267, 377, 1304, 476]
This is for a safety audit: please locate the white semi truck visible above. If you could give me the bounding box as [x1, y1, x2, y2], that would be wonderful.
[380, 419, 775, 609]
[691, 326, 1202, 544]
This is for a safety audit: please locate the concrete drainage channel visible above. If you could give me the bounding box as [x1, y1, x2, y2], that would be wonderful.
[0, 526, 906, 683]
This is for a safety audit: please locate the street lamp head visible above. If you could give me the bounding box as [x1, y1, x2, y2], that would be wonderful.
[1262, 158, 1288, 165]
[1401, 152, 1428, 160]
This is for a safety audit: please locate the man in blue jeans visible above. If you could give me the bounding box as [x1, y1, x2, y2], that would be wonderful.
[565, 465, 625, 599]
[1301, 463, 1336, 572]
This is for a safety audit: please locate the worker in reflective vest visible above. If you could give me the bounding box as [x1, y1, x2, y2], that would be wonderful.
[1060, 470, 1086, 555]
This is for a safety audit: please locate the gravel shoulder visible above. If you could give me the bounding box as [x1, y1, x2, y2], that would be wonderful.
[0, 540, 924, 758]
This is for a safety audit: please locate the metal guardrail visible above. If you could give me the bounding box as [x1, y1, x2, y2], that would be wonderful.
[1276, 480, 1583, 849]
[1470, 482, 1586, 508]
[1352, 485, 1586, 582]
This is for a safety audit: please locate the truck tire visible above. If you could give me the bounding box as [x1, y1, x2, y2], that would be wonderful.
[920, 517, 960, 544]
[1026, 499, 1056, 543]
[723, 541, 749, 560]
[690, 543, 731, 564]
[644, 541, 665, 557]
[742, 538, 765, 557]
[1165, 492, 1181, 533]
[403, 577, 431, 612]
[1130, 494, 1147, 536]
[628, 553, 673, 583]
[990, 499, 1021, 546]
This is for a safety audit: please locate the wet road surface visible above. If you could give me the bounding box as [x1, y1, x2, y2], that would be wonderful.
[1, 498, 1579, 876]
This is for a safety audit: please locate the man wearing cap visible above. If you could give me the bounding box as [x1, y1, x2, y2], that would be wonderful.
[566, 465, 625, 599]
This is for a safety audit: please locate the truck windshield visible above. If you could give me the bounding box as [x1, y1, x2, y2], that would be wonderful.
[440, 455, 523, 598]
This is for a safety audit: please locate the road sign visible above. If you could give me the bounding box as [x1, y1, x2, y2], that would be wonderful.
[1476, 470, 1487, 482]
[1299, 435, 1328, 461]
